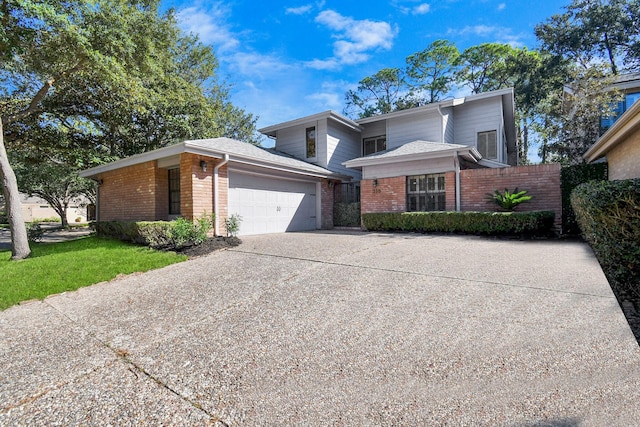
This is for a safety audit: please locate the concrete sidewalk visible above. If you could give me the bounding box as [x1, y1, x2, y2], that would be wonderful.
[1, 232, 639, 425]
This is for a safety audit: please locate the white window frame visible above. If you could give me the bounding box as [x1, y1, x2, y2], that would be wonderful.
[406, 174, 446, 212]
[477, 129, 498, 160]
[306, 126, 316, 159]
[363, 135, 387, 156]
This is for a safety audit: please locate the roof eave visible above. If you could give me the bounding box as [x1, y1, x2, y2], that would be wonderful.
[258, 110, 362, 136]
[344, 147, 479, 168]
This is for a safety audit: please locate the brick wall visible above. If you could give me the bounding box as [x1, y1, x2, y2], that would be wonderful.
[459, 163, 562, 228]
[98, 161, 161, 221]
[361, 177, 406, 214]
[359, 164, 562, 230]
[321, 180, 335, 229]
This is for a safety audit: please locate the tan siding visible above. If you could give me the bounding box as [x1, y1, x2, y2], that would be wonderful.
[606, 128, 640, 179]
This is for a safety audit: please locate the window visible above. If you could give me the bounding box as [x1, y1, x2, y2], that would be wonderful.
[477, 130, 497, 160]
[168, 168, 180, 215]
[363, 135, 386, 156]
[406, 174, 445, 212]
[306, 126, 316, 158]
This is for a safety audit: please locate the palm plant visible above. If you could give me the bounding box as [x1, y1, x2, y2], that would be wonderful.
[487, 188, 532, 211]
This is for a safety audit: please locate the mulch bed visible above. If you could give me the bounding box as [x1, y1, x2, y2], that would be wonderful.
[176, 236, 241, 258]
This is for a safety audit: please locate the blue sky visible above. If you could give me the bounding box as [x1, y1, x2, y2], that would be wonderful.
[161, 0, 567, 147]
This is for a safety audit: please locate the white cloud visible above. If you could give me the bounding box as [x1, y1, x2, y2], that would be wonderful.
[285, 4, 313, 15]
[177, 4, 239, 53]
[310, 10, 397, 69]
[497, 3, 506, 11]
[413, 3, 431, 15]
[449, 25, 524, 46]
[226, 52, 292, 78]
[306, 92, 342, 109]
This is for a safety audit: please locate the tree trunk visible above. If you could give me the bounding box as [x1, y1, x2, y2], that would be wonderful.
[0, 120, 31, 260]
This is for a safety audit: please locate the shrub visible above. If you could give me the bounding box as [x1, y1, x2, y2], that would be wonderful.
[334, 202, 361, 227]
[571, 179, 640, 300]
[26, 222, 44, 242]
[561, 163, 608, 235]
[96, 213, 215, 250]
[362, 211, 555, 236]
[486, 188, 532, 211]
[224, 214, 242, 237]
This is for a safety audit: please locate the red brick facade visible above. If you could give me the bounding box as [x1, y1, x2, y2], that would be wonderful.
[321, 180, 337, 229]
[98, 161, 166, 221]
[360, 164, 562, 229]
[361, 177, 406, 213]
[97, 153, 228, 229]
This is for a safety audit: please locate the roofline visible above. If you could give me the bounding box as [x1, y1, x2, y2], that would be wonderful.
[258, 110, 363, 137]
[343, 145, 481, 168]
[79, 139, 340, 180]
[584, 97, 640, 162]
[355, 88, 515, 124]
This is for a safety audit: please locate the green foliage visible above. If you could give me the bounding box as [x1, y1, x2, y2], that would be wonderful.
[406, 40, 460, 104]
[344, 68, 415, 118]
[96, 213, 215, 250]
[560, 163, 608, 235]
[26, 223, 44, 242]
[0, 237, 186, 310]
[224, 214, 242, 237]
[571, 179, 640, 300]
[362, 211, 555, 236]
[333, 202, 361, 227]
[486, 188, 533, 211]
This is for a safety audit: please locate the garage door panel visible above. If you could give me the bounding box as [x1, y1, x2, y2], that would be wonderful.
[228, 172, 317, 236]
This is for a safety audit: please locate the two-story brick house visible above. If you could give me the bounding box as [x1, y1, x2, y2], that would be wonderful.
[80, 88, 518, 235]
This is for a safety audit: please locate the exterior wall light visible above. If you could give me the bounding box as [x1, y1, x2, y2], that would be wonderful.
[200, 160, 208, 172]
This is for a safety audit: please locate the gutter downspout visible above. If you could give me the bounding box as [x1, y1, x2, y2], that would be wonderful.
[214, 154, 229, 236]
[453, 153, 461, 212]
[437, 105, 444, 143]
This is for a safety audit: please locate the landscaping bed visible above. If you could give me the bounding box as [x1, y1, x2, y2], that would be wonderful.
[176, 236, 241, 257]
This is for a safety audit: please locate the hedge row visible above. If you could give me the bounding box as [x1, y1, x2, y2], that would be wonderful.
[362, 211, 556, 235]
[560, 163, 608, 235]
[95, 216, 213, 250]
[334, 202, 361, 227]
[571, 179, 640, 299]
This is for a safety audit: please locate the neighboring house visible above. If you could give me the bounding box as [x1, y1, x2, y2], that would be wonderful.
[80, 88, 518, 236]
[600, 72, 640, 133]
[585, 93, 640, 180]
[0, 194, 89, 224]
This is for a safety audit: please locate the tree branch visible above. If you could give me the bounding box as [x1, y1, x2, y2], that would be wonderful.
[2, 62, 85, 126]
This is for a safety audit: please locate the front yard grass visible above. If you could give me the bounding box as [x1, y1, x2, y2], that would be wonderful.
[0, 236, 187, 310]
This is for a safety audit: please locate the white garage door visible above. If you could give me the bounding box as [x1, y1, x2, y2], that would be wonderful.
[228, 172, 317, 236]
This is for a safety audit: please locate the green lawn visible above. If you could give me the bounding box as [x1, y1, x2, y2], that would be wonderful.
[0, 236, 187, 310]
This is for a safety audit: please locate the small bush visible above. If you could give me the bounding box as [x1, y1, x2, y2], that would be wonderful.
[486, 188, 532, 211]
[362, 211, 555, 236]
[27, 222, 44, 242]
[334, 202, 361, 227]
[0, 211, 7, 224]
[224, 214, 242, 237]
[571, 179, 640, 299]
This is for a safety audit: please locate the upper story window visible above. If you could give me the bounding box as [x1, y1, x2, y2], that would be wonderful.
[363, 135, 386, 156]
[601, 91, 640, 133]
[477, 130, 497, 160]
[306, 126, 316, 158]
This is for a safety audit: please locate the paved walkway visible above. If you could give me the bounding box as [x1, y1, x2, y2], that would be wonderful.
[0, 225, 92, 251]
[1, 232, 639, 425]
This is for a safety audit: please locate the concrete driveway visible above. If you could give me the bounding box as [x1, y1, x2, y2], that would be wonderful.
[1, 231, 639, 426]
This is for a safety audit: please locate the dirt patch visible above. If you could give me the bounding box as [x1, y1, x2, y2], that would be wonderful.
[176, 236, 241, 258]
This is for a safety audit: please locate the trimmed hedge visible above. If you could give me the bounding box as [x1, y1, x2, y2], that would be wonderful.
[95, 221, 175, 248]
[571, 179, 640, 299]
[362, 211, 556, 235]
[561, 163, 608, 235]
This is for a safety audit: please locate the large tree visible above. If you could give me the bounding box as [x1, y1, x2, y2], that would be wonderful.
[535, 0, 640, 74]
[1, 0, 257, 259]
[344, 68, 415, 119]
[405, 39, 460, 104]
